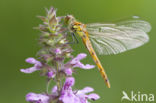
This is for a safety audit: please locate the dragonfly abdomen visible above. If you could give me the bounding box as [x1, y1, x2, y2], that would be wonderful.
[81, 34, 111, 88]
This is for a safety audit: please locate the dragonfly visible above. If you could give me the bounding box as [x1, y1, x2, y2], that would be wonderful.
[64, 15, 151, 88]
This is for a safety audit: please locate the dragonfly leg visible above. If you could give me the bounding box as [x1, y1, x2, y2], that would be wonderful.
[67, 32, 79, 44]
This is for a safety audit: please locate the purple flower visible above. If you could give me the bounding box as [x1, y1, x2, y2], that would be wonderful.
[63, 77, 75, 89]
[47, 71, 55, 78]
[59, 77, 79, 103]
[26, 93, 49, 103]
[54, 48, 61, 54]
[64, 68, 73, 76]
[62, 53, 95, 76]
[76, 87, 100, 101]
[59, 77, 100, 103]
[67, 53, 95, 69]
[20, 58, 42, 73]
[51, 86, 58, 95]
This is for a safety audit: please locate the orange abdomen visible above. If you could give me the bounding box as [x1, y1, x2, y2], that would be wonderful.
[81, 34, 111, 88]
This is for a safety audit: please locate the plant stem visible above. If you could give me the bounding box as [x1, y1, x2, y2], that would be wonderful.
[56, 62, 61, 92]
[46, 79, 52, 94]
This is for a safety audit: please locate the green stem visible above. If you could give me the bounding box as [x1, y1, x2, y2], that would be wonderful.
[46, 79, 51, 94]
[56, 62, 61, 92]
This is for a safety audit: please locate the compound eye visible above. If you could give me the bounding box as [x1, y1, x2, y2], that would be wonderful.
[77, 24, 81, 26]
[74, 22, 81, 26]
[73, 25, 76, 28]
[73, 25, 78, 29]
[71, 25, 77, 31]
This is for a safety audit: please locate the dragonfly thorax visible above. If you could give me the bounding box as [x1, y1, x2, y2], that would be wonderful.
[72, 22, 87, 37]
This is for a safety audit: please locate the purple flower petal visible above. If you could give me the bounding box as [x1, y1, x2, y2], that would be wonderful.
[77, 87, 94, 95]
[60, 77, 80, 103]
[59, 90, 80, 103]
[25, 57, 42, 67]
[51, 86, 57, 94]
[20, 58, 42, 74]
[20, 67, 39, 73]
[74, 63, 95, 69]
[75, 86, 100, 102]
[78, 97, 87, 103]
[59, 76, 100, 103]
[64, 68, 72, 76]
[70, 53, 87, 64]
[47, 71, 55, 78]
[25, 58, 38, 64]
[63, 77, 75, 89]
[74, 53, 87, 60]
[86, 93, 100, 100]
[26, 92, 49, 103]
[54, 48, 61, 54]
[65, 53, 95, 70]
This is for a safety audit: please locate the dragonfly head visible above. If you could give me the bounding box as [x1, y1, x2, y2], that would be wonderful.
[64, 15, 75, 26]
[65, 15, 87, 36]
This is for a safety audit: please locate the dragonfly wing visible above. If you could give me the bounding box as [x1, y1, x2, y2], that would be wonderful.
[86, 19, 151, 55]
[116, 19, 151, 32]
[87, 19, 151, 32]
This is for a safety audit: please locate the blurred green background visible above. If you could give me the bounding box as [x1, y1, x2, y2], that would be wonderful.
[0, 0, 156, 103]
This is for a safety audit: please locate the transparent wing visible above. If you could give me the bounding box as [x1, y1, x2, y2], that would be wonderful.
[86, 19, 151, 55]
